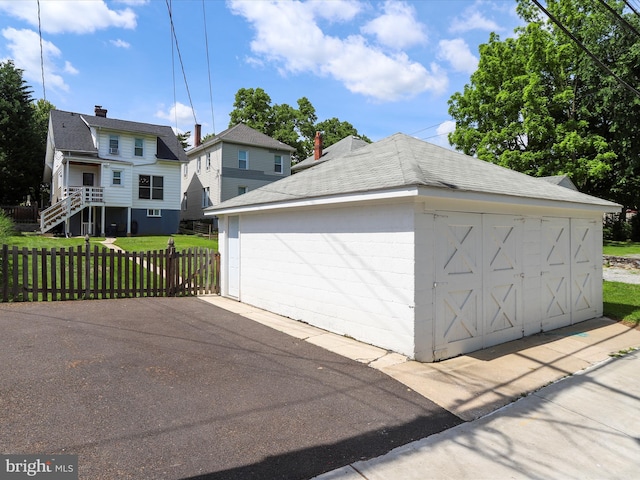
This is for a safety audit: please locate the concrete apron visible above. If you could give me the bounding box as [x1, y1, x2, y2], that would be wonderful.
[198, 296, 640, 422]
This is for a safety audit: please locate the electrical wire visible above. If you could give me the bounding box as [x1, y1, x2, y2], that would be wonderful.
[169, 0, 177, 131]
[202, 0, 215, 134]
[531, 0, 640, 99]
[595, 0, 640, 38]
[165, 0, 198, 126]
[36, 0, 46, 101]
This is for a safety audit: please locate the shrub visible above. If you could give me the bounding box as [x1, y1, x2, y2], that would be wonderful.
[0, 209, 15, 240]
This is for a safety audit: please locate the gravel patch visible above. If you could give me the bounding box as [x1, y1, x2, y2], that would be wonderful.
[603, 267, 640, 284]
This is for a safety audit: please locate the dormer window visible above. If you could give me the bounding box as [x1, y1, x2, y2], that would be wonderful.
[109, 135, 119, 155]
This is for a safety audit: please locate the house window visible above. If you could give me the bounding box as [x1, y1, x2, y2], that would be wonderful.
[238, 186, 247, 195]
[206, 152, 211, 170]
[238, 150, 248, 169]
[202, 187, 210, 207]
[147, 209, 161, 217]
[183, 163, 188, 177]
[112, 170, 122, 186]
[134, 138, 144, 157]
[109, 135, 119, 155]
[182, 192, 188, 211]
[274, 155, 283, 174]
[197, 156, 201, 173]
[138, 175, 163, 200]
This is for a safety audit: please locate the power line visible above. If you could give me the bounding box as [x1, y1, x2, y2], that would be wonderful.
[202, 0, 215, 134]
[624, 0, 640, 16]
[595, 0, 640, 38]
[531, 0, 640, 99]
[36, 0, 46, 101]
[165, 0, 197, 126]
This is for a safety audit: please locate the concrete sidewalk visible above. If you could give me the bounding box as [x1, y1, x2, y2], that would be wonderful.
[316, 349, 640, 479]
[199, 296, 640, 479]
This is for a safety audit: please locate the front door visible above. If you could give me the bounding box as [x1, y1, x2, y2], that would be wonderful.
[83, 172, 94, 186]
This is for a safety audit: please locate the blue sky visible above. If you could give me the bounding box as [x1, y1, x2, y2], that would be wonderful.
[0, 0, 522, 149]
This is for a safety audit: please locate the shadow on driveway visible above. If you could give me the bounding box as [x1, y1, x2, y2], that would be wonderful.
[0, 297, 461, 479]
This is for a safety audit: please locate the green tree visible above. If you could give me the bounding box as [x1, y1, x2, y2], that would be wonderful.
[228, 87, 369, 162]
[0, 60, 46, 205]
[448, 0, 640, 211]
[177, 131, 191, 150]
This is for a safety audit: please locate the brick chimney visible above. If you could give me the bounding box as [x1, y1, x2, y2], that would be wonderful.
[314, 131, 323, 160]
[94, 105, 107, 117]
[194, 124, 202, 147]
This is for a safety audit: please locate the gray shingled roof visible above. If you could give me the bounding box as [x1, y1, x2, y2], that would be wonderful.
[540, 175, 578, 191]
[190, 123, 295, 155]
[50, 109, 187, 162]
[291, 135, 369, 172]
[205, 133, 619, 213]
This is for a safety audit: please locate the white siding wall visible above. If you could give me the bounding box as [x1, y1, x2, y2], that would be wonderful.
[97, 131, 156, 164]
[132, 162, 182, 211]
[235, 202, 418, 357]
[102, 164, 133, 206]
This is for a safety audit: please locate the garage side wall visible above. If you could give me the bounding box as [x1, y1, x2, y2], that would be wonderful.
[237, 202, 418, 357]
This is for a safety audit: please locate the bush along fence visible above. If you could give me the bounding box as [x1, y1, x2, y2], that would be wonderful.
[0, 237, 220, 302]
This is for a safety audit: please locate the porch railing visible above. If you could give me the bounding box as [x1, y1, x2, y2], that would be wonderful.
[40, 187, 105, 233]
[64, 186, 104, 204]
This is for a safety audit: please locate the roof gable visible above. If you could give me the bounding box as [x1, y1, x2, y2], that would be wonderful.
[49, 109, 187, 162]
[206, 133, 619, 212]
[292, 135, 369, 172]
[191, 123, 295, 154]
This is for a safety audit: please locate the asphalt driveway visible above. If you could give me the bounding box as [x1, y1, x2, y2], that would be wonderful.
[0, 297, 461, 479]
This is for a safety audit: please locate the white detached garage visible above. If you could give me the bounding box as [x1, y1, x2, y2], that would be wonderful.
[205, 134, 619, 362]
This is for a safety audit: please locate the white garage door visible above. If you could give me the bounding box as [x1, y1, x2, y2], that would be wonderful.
[482, 214, 524, 348]
[434, 213, 525, 360]
[434, 213, 484, 359]
[571, 219, 600, 323]
[541, 217, 571, 330]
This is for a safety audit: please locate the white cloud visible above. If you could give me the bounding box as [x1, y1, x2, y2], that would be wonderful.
[438, 38, 478, 74]
[228, 0, 447, 101]
[310, 0, 361, 22]
[156, 102, 195, 128]
[436, 120, 456, 136]
[450, 6, 501, 33]
[1, 27, 70, 92]
[63, 61, 78, 75]
[0, 0, 137, 34]
[110, 39, 131, 49]
[361, 1, 427, 50]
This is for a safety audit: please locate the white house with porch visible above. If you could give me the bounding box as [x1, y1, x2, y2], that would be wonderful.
[42, 107, 187, 236]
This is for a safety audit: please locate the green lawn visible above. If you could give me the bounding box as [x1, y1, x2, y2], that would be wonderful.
[603, 281, 640, 327]
[603, 241, 640, 256]
[1, 234, 217, 252]
[113, 235, 217, 252]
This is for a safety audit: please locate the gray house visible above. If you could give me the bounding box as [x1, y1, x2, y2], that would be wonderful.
[181, 123, 295, 221]
[205, 133, 619, 362]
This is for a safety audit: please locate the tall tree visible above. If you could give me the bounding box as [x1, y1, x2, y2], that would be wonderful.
[448, 0, 640, 211]
[228, 87, 369, 162]
[0, 60, 46, 205]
